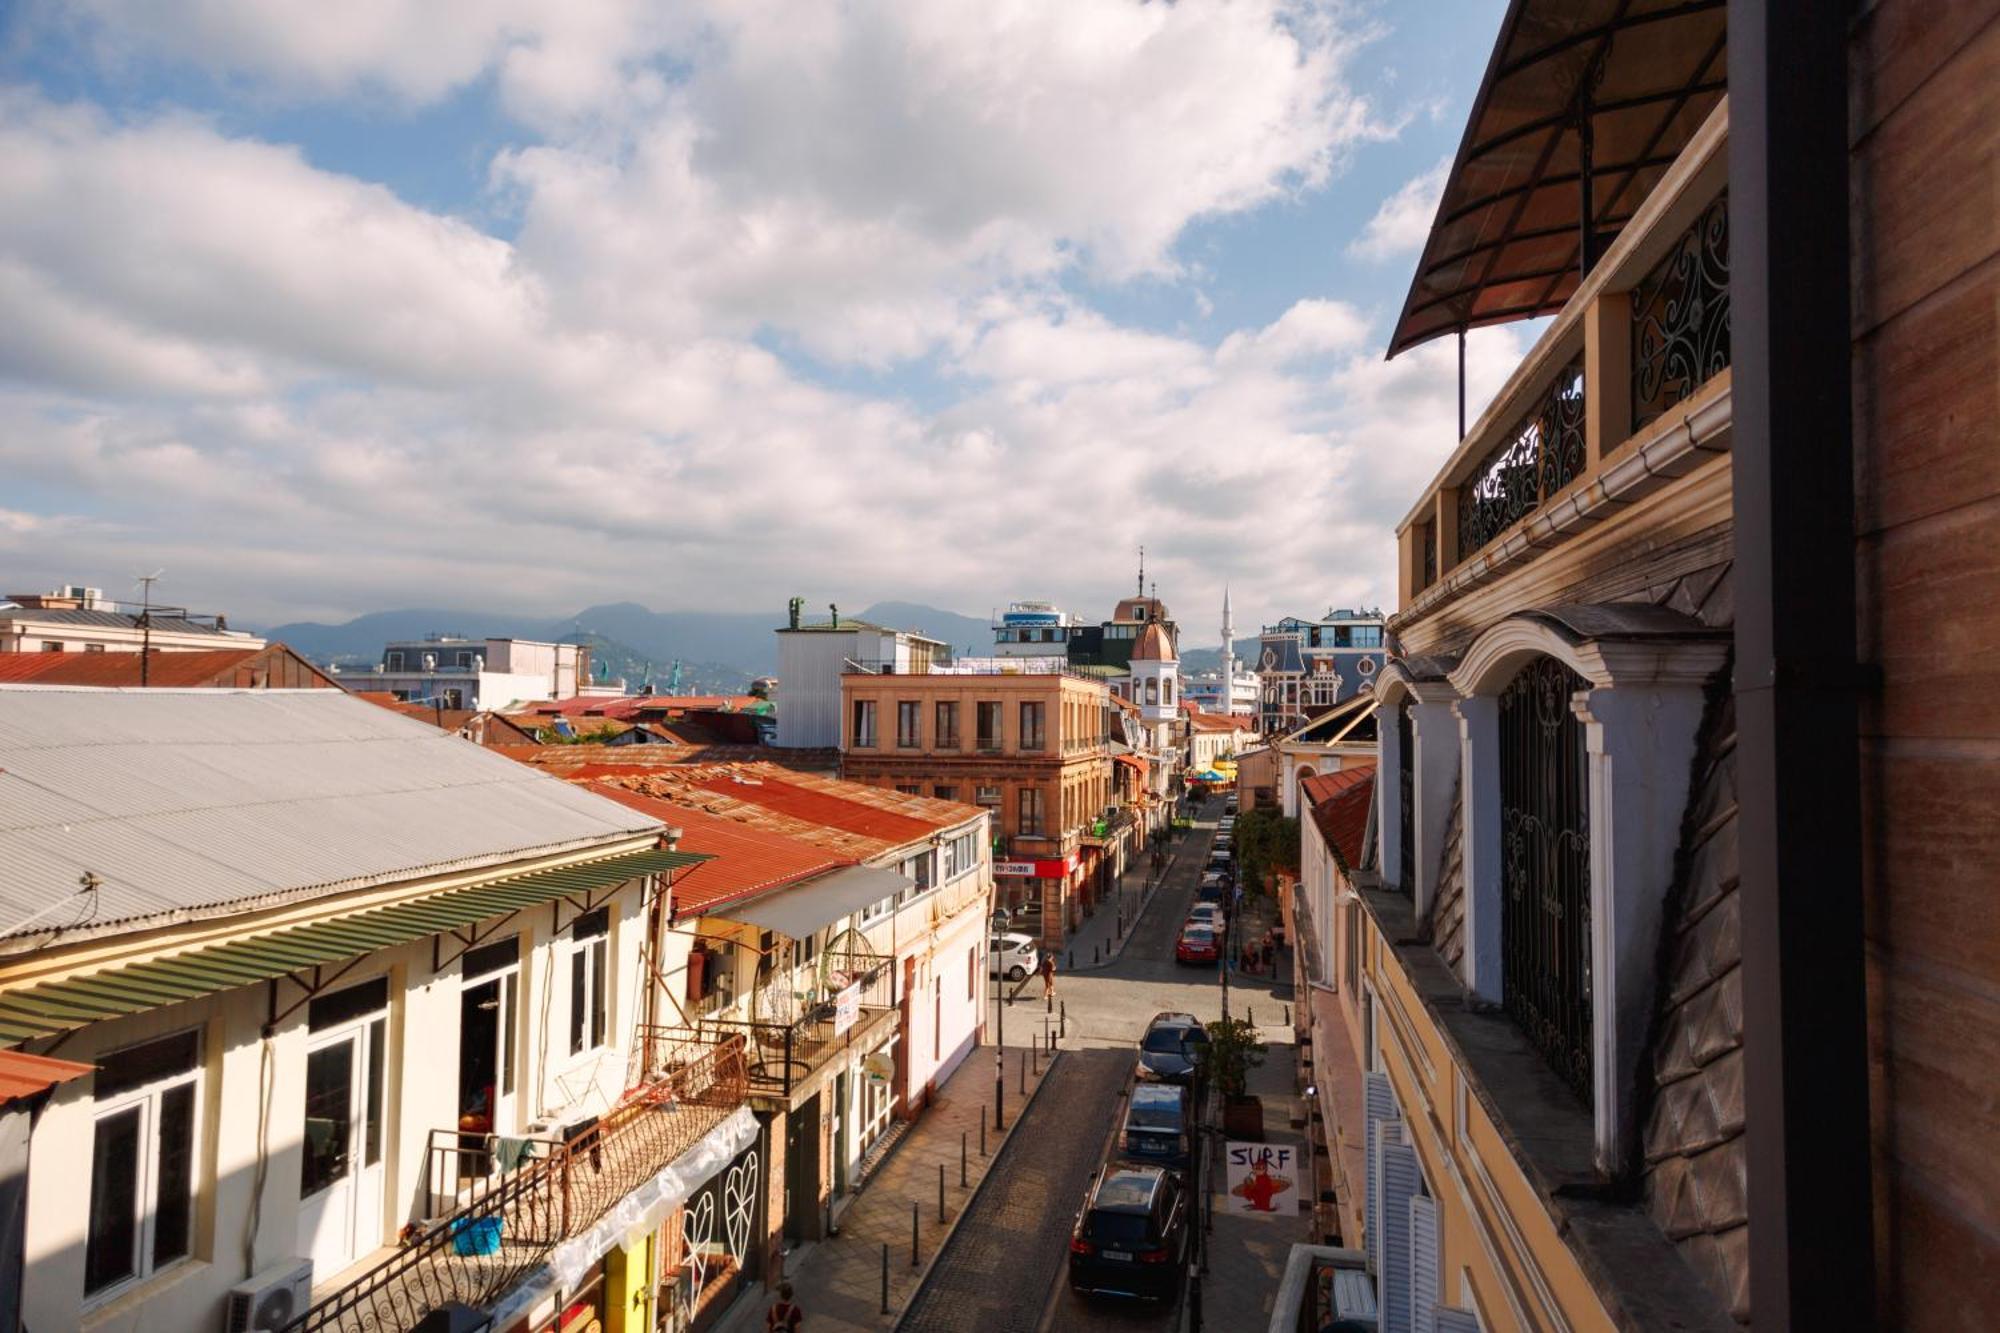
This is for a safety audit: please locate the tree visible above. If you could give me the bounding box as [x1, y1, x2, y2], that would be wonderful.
[1197, 1016, 1267, 1100]
[1230, 807, 1299, 895]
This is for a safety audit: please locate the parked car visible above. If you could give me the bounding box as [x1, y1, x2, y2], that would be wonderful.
[1068, 1163, 1190, 1301]
[988, 932, 1039, 982]
[1120, 1083, 1192, 1172]
[1197, 878, 1226, 905]
[1136, 1012, 1209, 1084]
[1175, 925, 1219, 965]
[1186, 903, 1223, 930]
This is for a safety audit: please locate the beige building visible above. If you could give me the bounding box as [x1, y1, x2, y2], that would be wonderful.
[0, 583, 263, 654]
[838, 664, 1122, 948]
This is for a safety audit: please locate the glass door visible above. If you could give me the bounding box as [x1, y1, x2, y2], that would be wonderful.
[297, 1013, 387, 1277]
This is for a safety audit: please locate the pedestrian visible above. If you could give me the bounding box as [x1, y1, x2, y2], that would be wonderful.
[766, 1280, 804, 1332]
[1039, 951, 1057, 1000]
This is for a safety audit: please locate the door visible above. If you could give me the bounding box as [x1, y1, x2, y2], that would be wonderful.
[831, 1072, 849, 1198]
[459, 968, 519, 1140]
[297, 1014, 387, 1276]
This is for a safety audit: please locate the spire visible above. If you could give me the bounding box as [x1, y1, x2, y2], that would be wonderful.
[1221, 584, 1236, 716]
[1137, 545, 1145, 599]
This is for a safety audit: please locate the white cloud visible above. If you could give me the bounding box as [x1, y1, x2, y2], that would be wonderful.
[1348, 155, 1449, 261]
[0, 6, 1510, 637]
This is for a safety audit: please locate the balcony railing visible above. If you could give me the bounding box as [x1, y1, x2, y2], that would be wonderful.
[1398, 102, 1731, 606]
[292, 1035, 749, 1333]
[638, 953, 895, 1101]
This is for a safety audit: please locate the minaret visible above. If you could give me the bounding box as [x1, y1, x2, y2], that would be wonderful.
[1221, 586, 1236, 716]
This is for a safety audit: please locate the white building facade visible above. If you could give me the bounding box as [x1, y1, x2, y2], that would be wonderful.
[0, 584, 264, 655]
[773, 605, 944, 748]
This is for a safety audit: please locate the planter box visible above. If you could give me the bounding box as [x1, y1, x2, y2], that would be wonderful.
[1222, 1094, 1264, 1140]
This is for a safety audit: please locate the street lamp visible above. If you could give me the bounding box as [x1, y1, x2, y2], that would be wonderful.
[990, 904, 1009, 1129]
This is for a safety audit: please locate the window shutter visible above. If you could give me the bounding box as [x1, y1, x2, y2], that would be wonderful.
[1378, 1142, 1422, 1333]
[1411, 1193, 1441, 1333]
[1364, 1070, 1400, 1275]
[1434, 1309, 1482, 1333]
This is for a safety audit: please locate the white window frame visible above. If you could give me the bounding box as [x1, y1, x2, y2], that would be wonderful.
[567, 909, 612, 1057]
[84, 1029, 203, 1306]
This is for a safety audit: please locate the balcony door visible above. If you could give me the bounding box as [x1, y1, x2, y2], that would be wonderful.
[459, 937, 521, 1142]
[297, 980, 389, 1278]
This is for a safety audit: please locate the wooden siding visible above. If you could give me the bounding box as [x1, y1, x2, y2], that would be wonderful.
[1850, 3, 2000, 1323]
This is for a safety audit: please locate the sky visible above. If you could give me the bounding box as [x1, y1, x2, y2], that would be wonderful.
[0, 0, 1529, 642]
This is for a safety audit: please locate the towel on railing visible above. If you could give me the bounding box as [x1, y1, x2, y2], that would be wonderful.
[495, 1136, 538, 1172]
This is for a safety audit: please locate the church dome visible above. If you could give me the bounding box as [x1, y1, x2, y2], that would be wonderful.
[1132, 622, 1177, 663]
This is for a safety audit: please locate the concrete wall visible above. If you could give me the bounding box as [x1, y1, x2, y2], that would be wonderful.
[25, 878, 654, 1332]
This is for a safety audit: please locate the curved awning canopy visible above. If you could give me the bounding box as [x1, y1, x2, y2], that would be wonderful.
[1386, 0, 1727, 358]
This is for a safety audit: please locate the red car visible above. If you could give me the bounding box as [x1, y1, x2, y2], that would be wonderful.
[1175, 926, 1219, 964]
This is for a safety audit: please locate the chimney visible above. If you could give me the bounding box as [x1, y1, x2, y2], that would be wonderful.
[788, 596, 803, 630]
[829, 603, 840, 629]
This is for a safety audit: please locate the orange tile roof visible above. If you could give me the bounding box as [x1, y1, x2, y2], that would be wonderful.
[1301, 764, 1376, 871]
[584, 783, 851, 917]
[582, 761, 984, 861]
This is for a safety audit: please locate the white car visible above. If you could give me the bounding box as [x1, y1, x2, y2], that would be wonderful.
[989, 932, 1039, 982]
[1186, 903, 1224, 929]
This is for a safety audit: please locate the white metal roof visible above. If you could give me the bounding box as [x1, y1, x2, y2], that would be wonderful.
[0, 688, 665, 944]
[711, 864, 911, 938]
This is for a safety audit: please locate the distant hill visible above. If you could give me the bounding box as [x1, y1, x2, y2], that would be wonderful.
[258, 599, 990, 680]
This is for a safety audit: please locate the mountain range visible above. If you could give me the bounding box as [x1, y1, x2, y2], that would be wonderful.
[257, 600, 1232, 685]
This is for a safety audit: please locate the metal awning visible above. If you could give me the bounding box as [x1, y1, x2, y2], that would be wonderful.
[713, 864, 911, 939]
[1386, 0, 1726, 357]
[0, 847, 706, 1046]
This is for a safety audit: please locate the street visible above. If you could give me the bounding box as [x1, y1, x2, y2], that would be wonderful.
[902, 802, 1303, 1333]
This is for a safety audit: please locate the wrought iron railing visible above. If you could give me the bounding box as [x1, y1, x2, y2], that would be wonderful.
[291, 1037, 750, 1333]
[1632, 191, 1730, 432]
[1497, 656, 1593, 1105]
[635, 955, 895, 1100]
[1456, 361, 1586, 558]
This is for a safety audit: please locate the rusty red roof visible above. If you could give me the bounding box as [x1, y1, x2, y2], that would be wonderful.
[1301, 764, 1376, 871]
[0, 1049, 94, 1104]
[0, 645, 336, 689]
[583, 783, 851, 917]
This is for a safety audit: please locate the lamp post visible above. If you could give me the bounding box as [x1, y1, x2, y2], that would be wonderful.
[990, 904, 1008, 1129]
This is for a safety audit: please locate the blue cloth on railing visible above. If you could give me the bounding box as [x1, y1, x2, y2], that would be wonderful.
[448, 1215, 504, 1257]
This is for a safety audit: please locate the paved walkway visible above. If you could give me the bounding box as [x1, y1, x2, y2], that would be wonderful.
[1196, 1026, 1313, 1332]
[1066, 819, 1203, 974]
[722, 1043, 1053, 1333]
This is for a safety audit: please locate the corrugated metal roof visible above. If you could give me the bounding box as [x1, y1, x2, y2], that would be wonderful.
[584, 783, 853, 917]
[1302, 765, 1377, 871]
[0, 1049, 94, 1103]
[0, 689, 667, 943]
[0, 607, 236, 635]
[0, 847, 705, 1045]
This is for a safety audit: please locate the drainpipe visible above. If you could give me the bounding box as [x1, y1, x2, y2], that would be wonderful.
[1729, 1, 1875, 1325]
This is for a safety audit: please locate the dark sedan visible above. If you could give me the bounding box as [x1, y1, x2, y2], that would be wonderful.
[1135, 1012, 1209, 1084]
[1068, 1164, 1189, 1301]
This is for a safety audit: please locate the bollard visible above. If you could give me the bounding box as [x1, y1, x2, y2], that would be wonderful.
[1067, 950, 1074, 970]
[939, 1163, 946, 1222]
[1248, 1005, 1255, 1028]
[980, 1115, 987, 1156]
[1285, 1004, 1292, 1026]
[881, 1243, 890, 1313]
[1020, 1047, 1028, 1093]
[1093, 943, 1100, 964]
[911, 1201, 919, 1267]
[961, 1130, 968, 1186]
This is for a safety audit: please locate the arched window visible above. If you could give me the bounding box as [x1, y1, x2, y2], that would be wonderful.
[1145, 678, 1158, 704]
[1497, 655, 1593, 1104]
[1162, 677, 1173, 704]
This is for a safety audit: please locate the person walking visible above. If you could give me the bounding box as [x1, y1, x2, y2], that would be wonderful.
[1039, 951, 1057, 1000]
[766, 1280, 804, 1332]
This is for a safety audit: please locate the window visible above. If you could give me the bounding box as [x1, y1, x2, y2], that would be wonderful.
[976, 701, 1002, 749]
[935, 701, 960, 749]
[901, 851, 934, 896]
[569, 907, 610, 1056]
[967, 948, 977, 1001]
[84, 643, 106, 653]
[896, 784, 921, 796]
[897, 700, 921, 747]
[975, 785, 1001, 816]
[1498, 656, 1592, 1103]
[1163, 678, 1173, 705]
[86, 1030, 200, 1298]
[851, 698, 878, 748]
[40, 641, 63, 653]
[386, 651, 405, 670]
[1019, 788, 1045, 837]
[1145, 678, 1158, 704]
[933, 785, 957, 802]
[1019, 701, 1046, 750]
[455, 651, 474, 667]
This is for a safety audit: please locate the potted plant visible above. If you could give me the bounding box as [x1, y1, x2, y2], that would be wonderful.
[1199, 1016, 1268, 1140]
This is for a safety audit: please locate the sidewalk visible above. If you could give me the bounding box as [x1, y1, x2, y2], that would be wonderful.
[721, 1043, 1053, 1333]
[1199, 1026, 1313, 1331]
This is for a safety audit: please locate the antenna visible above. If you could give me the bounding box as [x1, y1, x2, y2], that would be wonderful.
[1136, 546, 1145, 598]
[133, 569, 164, 687]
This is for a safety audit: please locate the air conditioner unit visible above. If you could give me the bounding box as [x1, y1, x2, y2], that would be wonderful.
[225, 1258, 313, 1333]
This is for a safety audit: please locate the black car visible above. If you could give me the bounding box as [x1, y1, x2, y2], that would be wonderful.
[1120, 1082, 1191, 1172]
[1135, 1012, 1209, 1085]
[1068, 1164, 1190, 1300]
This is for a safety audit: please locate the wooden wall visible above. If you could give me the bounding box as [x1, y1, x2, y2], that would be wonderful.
[1849, 2, 2000, 1324]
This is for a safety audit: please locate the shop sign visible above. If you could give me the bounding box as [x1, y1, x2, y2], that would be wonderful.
[832, 983, 859, 1036]
[862, 1050, 895, 1083]
[994, 856, 1077, 878]
[1223, 1142, 1298, 1216]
